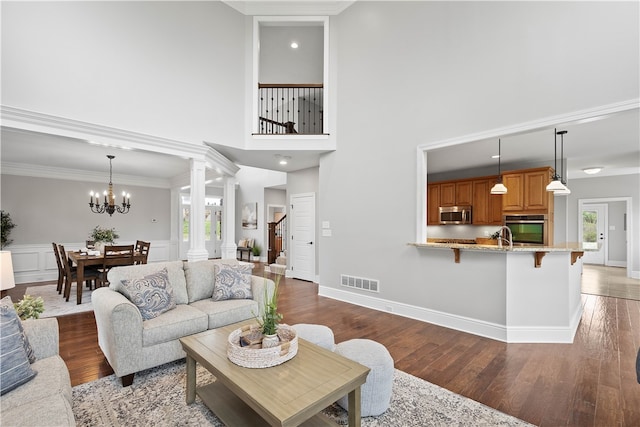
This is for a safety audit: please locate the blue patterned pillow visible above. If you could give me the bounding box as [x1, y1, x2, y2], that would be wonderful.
[120, 268, 176, 320]
[212, 263, 253, 301]
[0, 297, 38, 395]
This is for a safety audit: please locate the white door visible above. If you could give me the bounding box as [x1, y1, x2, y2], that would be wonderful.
[580, 204, 607, 265]
[290, 193, 315, 282]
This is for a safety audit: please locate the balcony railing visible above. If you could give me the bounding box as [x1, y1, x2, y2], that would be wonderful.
[257, 83, 323, 135]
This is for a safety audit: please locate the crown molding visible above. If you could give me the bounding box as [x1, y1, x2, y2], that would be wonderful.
[222, 0, 355, 16]
[1, 162, 171, 188]
[1, 105, 208, 159]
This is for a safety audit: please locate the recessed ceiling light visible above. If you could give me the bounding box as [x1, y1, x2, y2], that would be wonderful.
[290, 42, 298, 49]
[491, 155, 500, 159]
[582, 167, 603, 175]
[276, 154, 291, 165]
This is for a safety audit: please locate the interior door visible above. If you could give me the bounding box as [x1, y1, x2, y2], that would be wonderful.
[290, 193, 315, 282]
[580, 204, 607, 265]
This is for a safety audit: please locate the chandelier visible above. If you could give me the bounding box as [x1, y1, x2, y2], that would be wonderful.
[89, 155, 131, 216]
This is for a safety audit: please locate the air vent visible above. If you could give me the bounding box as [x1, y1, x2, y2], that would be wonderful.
[340, 274, 379, 293]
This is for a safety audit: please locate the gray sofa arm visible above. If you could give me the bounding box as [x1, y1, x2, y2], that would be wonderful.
[251, 275, 275, 317]
[21, 318, 59, 360]
[92, 287, 144, 377]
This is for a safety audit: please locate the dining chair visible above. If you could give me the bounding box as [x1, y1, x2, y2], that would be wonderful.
[134, 240, 151, 264]
[96, 245, 135, 287]
[52, 242, 65, 294]
[58, 244, 99, 303]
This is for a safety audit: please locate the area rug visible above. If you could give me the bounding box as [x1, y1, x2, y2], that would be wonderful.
[72, 359, 533, 426]
[25, 284, 93, 318]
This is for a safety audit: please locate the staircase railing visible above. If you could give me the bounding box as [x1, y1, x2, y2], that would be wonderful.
[267, 215, 287, 265]
[257, 83, 323, 135]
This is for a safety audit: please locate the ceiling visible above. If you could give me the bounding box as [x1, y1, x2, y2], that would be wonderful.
[1, 107, 638, 184]
[427, 108, 640, 179]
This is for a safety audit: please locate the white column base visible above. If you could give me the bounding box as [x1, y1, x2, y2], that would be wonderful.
[221, 242, 237, 260]
[186, 248, 209, 262]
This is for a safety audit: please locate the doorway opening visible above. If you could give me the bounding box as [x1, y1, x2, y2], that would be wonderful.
[578, 197, 632, 278]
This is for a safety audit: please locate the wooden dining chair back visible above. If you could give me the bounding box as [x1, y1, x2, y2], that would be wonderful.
[97, 245, 135, 287]
[52, 242, 65, 294]
[134, 240, 151, 264]
[58, 244, 99, 303]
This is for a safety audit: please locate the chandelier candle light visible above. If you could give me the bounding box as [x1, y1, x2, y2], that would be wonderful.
[89, 155, 131, 216]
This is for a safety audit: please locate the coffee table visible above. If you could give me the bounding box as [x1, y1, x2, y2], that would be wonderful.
[180, 321, 370, 426]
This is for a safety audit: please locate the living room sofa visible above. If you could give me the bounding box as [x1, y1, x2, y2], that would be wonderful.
[1, 317, 76, 426]
[93, 259, 274, 386]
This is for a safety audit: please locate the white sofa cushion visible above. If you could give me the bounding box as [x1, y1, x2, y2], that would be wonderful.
[189, 298, 258, 329]
[142, 304, 208, 347]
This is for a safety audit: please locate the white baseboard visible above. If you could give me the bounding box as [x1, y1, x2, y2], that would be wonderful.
[318, 285, 580, 343]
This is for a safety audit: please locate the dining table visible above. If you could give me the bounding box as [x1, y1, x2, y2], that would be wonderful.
[67, 250, 144, 304]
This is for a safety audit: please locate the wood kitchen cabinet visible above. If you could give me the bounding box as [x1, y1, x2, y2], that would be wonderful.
[427, 184, 441, 225]
[439, 181, 472, 207]
[502, 167, 554, 214]
[472, 179, 503, 225]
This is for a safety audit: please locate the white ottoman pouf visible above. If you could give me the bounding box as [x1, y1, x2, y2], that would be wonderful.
[334, 339, 393, 417]
[292, 324, 335, 351]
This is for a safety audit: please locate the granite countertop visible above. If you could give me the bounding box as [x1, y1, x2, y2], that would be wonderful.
[410, 241, 595, 252]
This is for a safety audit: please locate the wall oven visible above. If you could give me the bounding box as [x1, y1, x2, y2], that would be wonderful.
[439, 206, 472, 225]
[503, 214, 549, 246]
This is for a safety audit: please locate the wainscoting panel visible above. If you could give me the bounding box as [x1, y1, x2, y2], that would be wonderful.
[7, 241, 175, 284]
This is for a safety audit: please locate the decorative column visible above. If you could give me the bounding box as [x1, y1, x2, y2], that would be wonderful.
[220, 176, 237, 259]
[186, 158, 209, 262]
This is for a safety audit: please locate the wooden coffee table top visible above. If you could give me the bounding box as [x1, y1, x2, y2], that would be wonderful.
[180, 321, 370, 427]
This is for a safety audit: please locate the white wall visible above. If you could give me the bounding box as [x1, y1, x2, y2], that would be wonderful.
[319, 1, 640, 309]
[1, 1, 245, 146]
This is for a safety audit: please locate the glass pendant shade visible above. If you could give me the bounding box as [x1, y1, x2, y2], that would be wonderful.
[546, 178, 567, 192]
[555, 185, 571, 195]
[490, 181, 508, 194]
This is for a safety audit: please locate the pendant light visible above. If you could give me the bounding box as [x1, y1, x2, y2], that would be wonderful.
[555, 130, 571, 195]
[546, 128, 569, 192]
[490, 139, 508, 194]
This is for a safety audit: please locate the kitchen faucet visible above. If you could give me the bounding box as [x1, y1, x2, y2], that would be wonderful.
[496, 226, 513, 250]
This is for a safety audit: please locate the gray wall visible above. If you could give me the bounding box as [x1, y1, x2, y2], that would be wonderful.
[568, 174, 639, 266]
[319, 0, 639, 306]
[259, 25, 323, 84]
[1, 174, 171, 245]
[608, 201, 627, 263]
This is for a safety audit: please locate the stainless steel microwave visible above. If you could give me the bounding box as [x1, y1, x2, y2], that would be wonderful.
[439, 206, 472, 224]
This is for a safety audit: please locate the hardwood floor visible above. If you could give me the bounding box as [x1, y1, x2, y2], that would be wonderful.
[8, 264, 640, 426]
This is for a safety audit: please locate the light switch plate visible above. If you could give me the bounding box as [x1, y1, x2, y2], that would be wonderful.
[322, 229, 332, 237]
[322, 221, 330, 229]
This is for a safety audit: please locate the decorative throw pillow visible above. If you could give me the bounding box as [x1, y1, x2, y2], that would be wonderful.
[0, 297, 38, 395]
[120, 268, 176, 320]
[0, 297, 35, 363]
[212, 263, 253, 301]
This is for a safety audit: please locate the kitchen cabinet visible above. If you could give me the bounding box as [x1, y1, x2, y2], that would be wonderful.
[502, 167, 554, 214]
[472, 179, 503, 225]
[427, 184, 441, 225]
[439, 181, 472, 207]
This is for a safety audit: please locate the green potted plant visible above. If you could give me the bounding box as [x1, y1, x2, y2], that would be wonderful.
[257, 274, 283, 348]
[1, 210, 17, 249]
[89, 226, 119, 253]
[14, 294, 45, 320]
[251, 244, 262, 261]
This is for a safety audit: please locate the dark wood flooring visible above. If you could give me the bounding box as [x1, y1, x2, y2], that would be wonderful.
[9, 264, 640, 427]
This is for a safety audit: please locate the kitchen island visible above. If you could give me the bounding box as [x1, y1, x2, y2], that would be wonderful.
[408, 241, 594, 343]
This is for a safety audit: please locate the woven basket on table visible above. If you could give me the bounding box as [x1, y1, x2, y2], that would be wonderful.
[227, 323, 298, 368]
